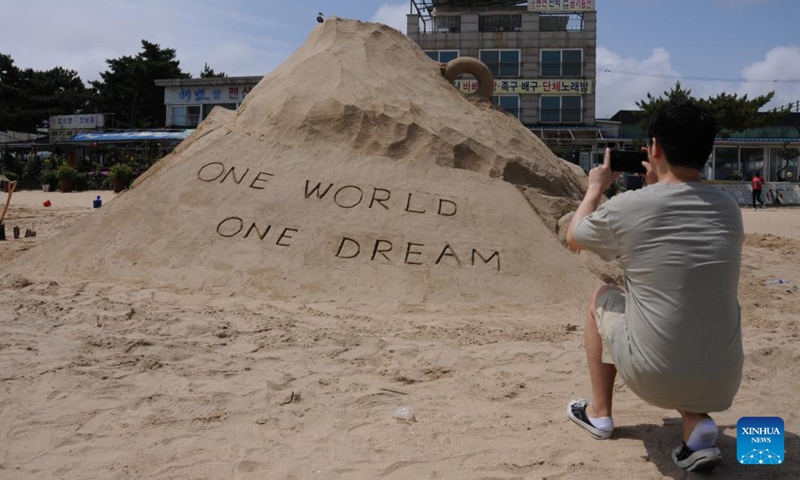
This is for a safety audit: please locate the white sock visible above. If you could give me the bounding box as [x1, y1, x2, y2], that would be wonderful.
[588, 415, 614, 432]
[686, 418, 718, 451]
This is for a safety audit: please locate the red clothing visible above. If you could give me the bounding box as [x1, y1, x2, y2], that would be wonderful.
[751, 175, 764, 191]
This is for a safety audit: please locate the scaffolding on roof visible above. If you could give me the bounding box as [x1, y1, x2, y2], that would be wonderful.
[410, 0, 528, 34]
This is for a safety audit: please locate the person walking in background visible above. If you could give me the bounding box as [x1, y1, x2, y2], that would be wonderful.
[564, 98, 744, 472]
[751, 170, 765, 210]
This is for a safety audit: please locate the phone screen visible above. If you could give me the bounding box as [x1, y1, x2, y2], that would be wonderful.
[609, 150, 647, 174]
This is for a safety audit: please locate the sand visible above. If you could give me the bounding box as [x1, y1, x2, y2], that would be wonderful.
[1, 18, 799, 479]
[1, 192, 798, 479]
[6, 19, 590, 313]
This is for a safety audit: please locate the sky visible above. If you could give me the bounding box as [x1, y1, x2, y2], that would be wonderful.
[1, 0, 799, 119]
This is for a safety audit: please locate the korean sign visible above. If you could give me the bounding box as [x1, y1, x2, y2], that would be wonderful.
[528, 0, 595, 12]
[453, 79, 593, 95]
[49, 114, 105, 131]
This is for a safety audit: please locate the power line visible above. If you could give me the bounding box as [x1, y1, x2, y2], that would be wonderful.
[599, 68, 800, 84]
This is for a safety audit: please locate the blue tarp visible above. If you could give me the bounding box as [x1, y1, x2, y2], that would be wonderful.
[69, 130, 194, 142]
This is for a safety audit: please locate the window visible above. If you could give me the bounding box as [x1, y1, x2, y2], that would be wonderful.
[540, 96, 582, 123]
[479, 15, 522, 32]
[170, 105, 201, 127]
[432, 16, 460, 33]
[713, 146, 739, 180]
[479, 50, 520, 78]
[202, 103, 237, 120]
[539, 13, 585, 31]
[425, 50, 459, 63]
[493, 95, 520, 119]
[541, 49, 583, 77]
[742, 147, 765, 180]
[770, 147, 799, 182]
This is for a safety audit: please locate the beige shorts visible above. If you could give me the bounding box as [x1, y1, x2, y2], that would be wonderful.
[595, 287, 626, 365]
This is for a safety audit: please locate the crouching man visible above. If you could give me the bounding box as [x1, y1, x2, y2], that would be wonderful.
[565, 98, 744, 472]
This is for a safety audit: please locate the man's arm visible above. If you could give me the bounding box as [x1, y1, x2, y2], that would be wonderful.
[566, 148, 618, 251]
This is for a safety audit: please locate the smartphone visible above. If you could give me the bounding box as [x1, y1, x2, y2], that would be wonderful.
[609, 150, 648, 174]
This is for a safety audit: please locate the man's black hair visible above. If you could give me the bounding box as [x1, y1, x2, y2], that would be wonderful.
[647, 98, 717, 170]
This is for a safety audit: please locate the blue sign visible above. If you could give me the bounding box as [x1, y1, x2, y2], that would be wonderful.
[737, 417, 784, 465]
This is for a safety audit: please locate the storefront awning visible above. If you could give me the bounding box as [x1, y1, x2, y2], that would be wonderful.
[67, 130, 194, 143]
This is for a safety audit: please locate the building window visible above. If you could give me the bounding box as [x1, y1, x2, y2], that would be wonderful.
[433, 15, 460, 33]
[479, 15, 522, 32]
[713, 146, 739, 180]
[493, 95, 520, 119]
[770, 147, 799, 182]
[170, 105, 201, 127]
[479, 50, 520, 78]
[425, 50, 459, 63]
[539, 13, 584, 32]
[202, 103, 237, 120]
[541, 49, 583, 77]
[540, 96, 582, 123]
[742, 147, 765, 179]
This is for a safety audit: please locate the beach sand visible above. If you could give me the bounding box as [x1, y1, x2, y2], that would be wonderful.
[1, 194, 798, 479]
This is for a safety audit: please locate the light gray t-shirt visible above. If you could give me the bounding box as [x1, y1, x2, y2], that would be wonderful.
[575, 182, 744, 412]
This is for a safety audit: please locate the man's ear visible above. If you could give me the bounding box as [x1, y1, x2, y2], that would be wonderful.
[650, 138, 664, 162]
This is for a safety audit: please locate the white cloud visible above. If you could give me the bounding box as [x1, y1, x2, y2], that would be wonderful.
[595, 47, 681, 117]
[0, 0, 295, 81]
[740, 46, 800, 110]
[370, 3, 409, 33]
[596, 45, 800, 117]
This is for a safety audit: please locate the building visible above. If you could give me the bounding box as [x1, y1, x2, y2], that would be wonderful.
[609, 110, 800, 183]
[406, 0, 598, 159]
[153, 77, 262, 128]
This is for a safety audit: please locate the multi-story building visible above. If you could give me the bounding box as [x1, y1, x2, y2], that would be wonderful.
[406, 0, 597, 159]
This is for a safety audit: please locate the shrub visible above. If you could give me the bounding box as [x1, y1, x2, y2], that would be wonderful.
[55, 164, 79, 181]
[108, 163, 134, 183]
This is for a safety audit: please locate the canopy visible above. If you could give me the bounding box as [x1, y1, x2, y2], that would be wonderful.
[68, 130, 194, 143]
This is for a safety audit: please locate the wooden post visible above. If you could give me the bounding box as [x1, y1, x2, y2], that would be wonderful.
[0, 180, 17, 225]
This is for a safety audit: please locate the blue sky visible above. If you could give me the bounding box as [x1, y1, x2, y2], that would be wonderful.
[2, 0, 799, 118]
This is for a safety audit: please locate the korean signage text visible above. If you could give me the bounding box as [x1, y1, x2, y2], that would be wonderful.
[49, 114, 105, 131]
[453, 79, 593, 95]
[170, 85, 257, 104]
[528, 0, 595, 12]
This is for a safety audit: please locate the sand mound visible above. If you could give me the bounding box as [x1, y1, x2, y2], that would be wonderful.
[8, 18, 595, 311]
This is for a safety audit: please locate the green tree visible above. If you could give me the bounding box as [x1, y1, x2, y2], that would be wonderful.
[700, 90, 777, 137]
[90, 40, 190, 128]
[634, 81, 777, 136]
[0, 53, 89, 132]
[199, 62, 226, 78]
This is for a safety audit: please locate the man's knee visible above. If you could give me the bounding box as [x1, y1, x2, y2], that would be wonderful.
[588, 285, 623, 317]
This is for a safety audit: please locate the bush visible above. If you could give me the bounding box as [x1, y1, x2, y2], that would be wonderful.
[55, 164, 79, 181]
[108, 163, 134, 182]
[40, 169, 58, 189]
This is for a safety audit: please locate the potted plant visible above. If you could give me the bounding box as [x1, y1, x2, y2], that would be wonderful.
[40, 169, 58, 192]
[108, 163, 134, 193]
[55, 164, 79, 193]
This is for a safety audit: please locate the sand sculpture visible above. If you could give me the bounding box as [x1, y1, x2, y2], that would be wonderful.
[9, 18, 596, 311]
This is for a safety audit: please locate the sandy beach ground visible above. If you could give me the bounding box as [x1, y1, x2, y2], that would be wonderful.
[1, 190, 798, 479]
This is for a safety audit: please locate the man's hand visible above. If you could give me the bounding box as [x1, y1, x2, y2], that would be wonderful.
[566, 149, 619, 251]
[587, 148, 619, 194]
[641, 147, 657, 185]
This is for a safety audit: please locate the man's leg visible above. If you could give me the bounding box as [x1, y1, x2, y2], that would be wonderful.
[584, 285, 620, 418]
[672, 409, 721, 471]
[678, 410, 715, 445]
